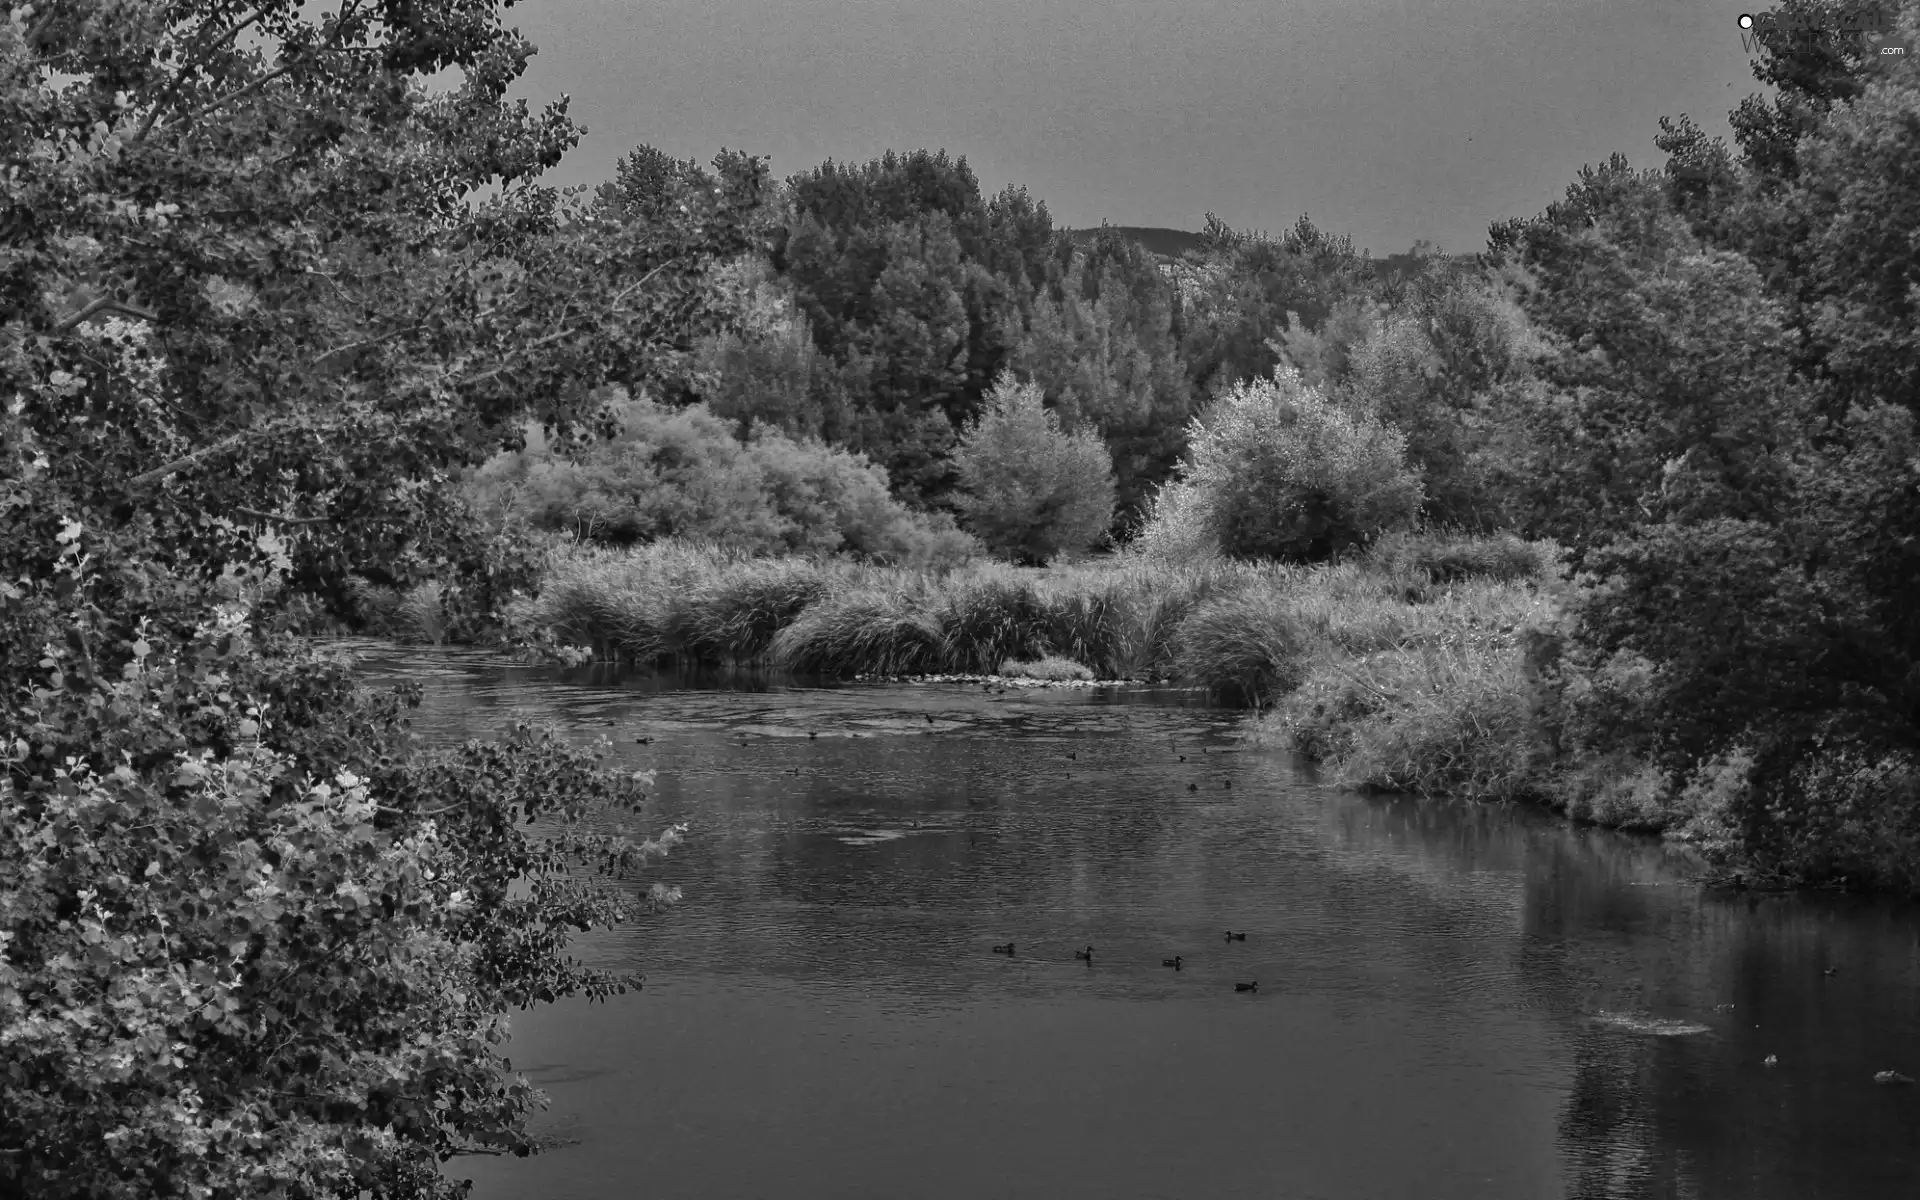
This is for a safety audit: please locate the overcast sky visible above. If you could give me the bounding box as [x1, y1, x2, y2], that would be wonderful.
[496, 0, 1777, 259]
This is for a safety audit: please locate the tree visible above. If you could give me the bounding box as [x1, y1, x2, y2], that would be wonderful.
[0, 0, 758, 1193]
[1329, 260, 1560, 530]
[1136, 365, 1422, 563]
[1483, 0, 1920, 888]
[1006, 230, 1196, 535]
[952, 372, 1116, 563]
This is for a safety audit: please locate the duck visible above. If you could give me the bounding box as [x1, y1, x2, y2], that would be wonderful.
[1162, 956, 1183, 970]
[1764, 1054, 1779, 1067]
[1223, 931, 1247, 942]
[925, 714, 934, 724]
[808, 731, 818, 739]
[1874, 1069, 1915, 1085]
[1223, 780, 1232, 789]
[992, 942, 1015, 955]
[1188, 783, 1199, 792]
[1822, 966, 1840, 977]
[1235, 981, 1258, 993]
[1074, 945, 1094, 961]
[1069, 752, 1077, 760]
[1179, 754, 1187, 762]
[635, 736, 653, 745]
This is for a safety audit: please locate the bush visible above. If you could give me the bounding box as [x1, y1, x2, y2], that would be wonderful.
[934, 569, 1054, 673]
[681, 557, 835, 663]
[1547, 751, 1678, 830]
[1173, 586, 1311, 707]
[953, 371, 1118, 564]
[1335, 265, 1558, 529]
[1134, 365, 1423, 563]
[1328, 646, 1547, 801]
[1746, 746, 1920, 893]
[462, 391, 982, 567]
[767, 585, 945, 677]
[1365, 528, 1557, 585]
[507, 538, 756, 664]
[1039, 571, 1147, 679]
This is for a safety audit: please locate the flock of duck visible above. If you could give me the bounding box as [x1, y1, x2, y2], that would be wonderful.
[991, 930, 1260, 993]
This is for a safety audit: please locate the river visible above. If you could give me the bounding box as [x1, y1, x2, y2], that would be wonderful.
[336, 641, 1920, 1200]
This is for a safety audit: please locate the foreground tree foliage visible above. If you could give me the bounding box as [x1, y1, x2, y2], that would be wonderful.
[1486, 0, 1920, 888]
[0, 0, 746, 1193]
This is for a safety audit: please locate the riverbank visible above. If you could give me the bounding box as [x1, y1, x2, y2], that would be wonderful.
[468, 532, 1912, 894]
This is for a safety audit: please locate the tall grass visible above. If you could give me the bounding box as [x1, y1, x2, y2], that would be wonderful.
[1173, 587, 1309, 706]
[507, 538, 758, 663]
[934, 568, 1053, 673]
[1248, 533, 1566, 803]
[504, 529, 1568, 782]
[768, 584, 945, 676]
[681, 557, 836, 663]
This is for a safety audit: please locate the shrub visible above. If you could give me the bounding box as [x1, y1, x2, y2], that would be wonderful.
[1752, 747, 1920, 893]
[1365, 528, 1557, 584]
[1335, 265, 1557, 529]
[934, 569, 1054, 673]
[462, 392, 982, 566]
[508, 538, 754, 664]
[767, 586, 945, 677]
[953, 371, 1118, 564]
[395, 580, 450, 645]
[1040, 572, 1146, 680]
[1136, 364, 1423, 563]
[1547, 751, 1677, 830]
[1172, 587, 1311, 707]
[681, 557, 835, 663]
[1669, 746, 1757, 859]
[1128, 476, 1222, 566]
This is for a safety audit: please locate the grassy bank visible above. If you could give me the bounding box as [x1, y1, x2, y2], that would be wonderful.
[503, 530, 1918, 882]
[505, 529, 1569, 724]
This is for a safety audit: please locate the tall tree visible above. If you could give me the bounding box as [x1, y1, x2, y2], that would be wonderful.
[2, 0, 754, 1192]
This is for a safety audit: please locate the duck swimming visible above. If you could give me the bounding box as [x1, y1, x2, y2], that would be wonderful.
[1235, 982, 1258, 993]
[1874, 1069, 1914, 1085]
[1223, 931, 1246, 942]
[1074, 946, 1094, 961]
[1162, 956, 1182, 970]
[992, 942, 1016, 955]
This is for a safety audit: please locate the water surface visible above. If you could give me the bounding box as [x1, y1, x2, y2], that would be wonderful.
[335, 642, 1920, 1200]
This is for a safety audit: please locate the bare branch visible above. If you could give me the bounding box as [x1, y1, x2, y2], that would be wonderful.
[309, 323, 427, 369]
[133, 4, 275, 143]
[54, 294, 160, 334]
[234, 506, 333, 526]
[447, 260, 677, 392]
[127, 427, 270, 491]
[172, 59, 301, 130]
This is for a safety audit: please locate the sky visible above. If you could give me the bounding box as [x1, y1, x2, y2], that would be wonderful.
[494, 0, 1782, 260]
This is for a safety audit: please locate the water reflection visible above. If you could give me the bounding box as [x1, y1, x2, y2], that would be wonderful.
[323, 641, 1920, 1200]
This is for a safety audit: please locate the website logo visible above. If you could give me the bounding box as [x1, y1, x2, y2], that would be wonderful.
[1737, 8, 1908, 59]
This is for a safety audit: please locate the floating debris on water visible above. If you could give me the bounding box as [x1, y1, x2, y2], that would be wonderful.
[1587, 1010, 1713, 1037]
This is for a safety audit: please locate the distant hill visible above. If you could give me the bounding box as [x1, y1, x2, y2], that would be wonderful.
[1065, 226, 1481, 279]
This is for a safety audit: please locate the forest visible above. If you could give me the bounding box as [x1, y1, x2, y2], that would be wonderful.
[2, 0, 1917, 1195]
